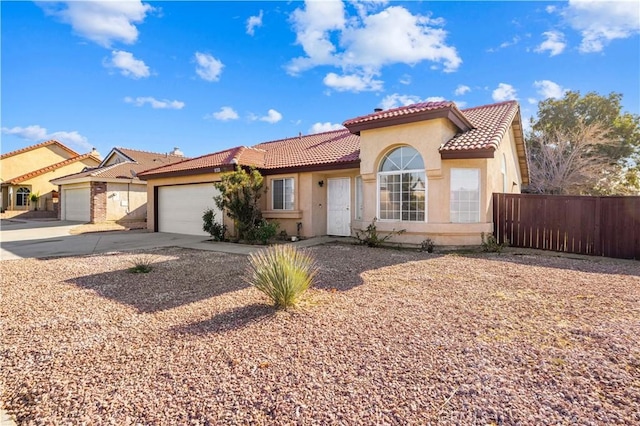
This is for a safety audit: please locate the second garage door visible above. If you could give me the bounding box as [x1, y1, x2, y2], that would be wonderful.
[158, 183, 222, 236]
[64, 187, 90, 222]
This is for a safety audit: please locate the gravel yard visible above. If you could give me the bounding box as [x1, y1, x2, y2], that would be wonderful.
[1, 244, 639, 425]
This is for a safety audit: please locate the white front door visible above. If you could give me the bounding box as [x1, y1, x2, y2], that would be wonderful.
[327, 178, 351, 236]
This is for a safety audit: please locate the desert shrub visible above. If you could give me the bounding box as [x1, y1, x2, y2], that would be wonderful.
[213, 167, 264, 241]
[247, 220, 279, 245]
[481, 232, 507, 253]
[420, 238, 435, 253]
[128, 256, 155, 273]
[247, 245, 318, 309]
[355, 217, 405, 248]
[202, 208, 227, 241]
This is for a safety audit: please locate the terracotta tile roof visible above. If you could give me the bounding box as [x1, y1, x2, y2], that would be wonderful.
[257, 129, 360, 169]
[343, 101, 455, 127]
[343, 101, 474, 134]
[4, 153, 101, 185]
[1, 139, 79, 160]
[138, 130, 360, 177]
[51, 161, 164, 183]
[138, 101, 525, 180]
[440, 101, 519, 153]
[137, 146, 263, 177]
[109, 147, 186, 167]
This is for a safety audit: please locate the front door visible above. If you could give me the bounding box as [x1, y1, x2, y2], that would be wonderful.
[327, 178, 351, 236]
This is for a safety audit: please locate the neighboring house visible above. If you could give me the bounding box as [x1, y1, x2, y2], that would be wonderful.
[139, 100, 529, 245]
[1, 140, 101, 214]
[51, 147, 185, 223]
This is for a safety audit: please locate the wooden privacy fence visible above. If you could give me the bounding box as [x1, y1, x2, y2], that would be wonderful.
[493, 193, 640, 260]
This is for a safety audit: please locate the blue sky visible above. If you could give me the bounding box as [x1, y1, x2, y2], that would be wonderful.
[2, 0, 639, 159]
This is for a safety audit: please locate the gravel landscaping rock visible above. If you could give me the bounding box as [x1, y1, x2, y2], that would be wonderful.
[1, 244, 639, 424]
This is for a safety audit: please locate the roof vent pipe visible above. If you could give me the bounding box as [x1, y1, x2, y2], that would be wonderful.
[374, 108, 383, 112]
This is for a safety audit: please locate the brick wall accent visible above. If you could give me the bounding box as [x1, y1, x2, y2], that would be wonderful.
[90, 182, 107, 223]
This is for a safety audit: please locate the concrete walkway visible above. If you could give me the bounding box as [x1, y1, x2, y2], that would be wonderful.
[0, 219, 350, 260]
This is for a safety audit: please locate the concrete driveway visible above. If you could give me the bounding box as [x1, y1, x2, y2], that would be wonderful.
[0, 220, 212, 261]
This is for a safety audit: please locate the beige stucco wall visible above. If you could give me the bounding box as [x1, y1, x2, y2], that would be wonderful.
[1, 144, 75, 181]
[4, 157, 98, 210]
[106, 182, 147, 221]
[262, 169, 360, 238]
[352, 118, 523, 246]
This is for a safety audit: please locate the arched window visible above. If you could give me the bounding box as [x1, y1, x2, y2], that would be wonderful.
[16, 187, 30, 207]
[378, 146, 426, 221]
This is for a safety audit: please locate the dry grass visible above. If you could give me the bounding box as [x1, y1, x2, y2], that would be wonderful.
[1, 244, 639, 424]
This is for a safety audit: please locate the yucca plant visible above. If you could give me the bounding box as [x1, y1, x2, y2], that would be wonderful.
[246, 245, 318, 309]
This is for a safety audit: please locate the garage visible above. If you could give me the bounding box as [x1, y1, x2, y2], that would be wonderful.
[63, 187, 90, 222]
[157, 183, 222, 235]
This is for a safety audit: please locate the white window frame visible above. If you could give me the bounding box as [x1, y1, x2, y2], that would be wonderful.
[377, 146, 427, 222]
[16, 187, 31, 207]
[501, 153, 508, 193]
[450, 168, 481, 223]
[271, 178, 294, 210]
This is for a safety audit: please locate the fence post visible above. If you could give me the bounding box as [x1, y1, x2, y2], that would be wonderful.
[594, 197, 602, 257]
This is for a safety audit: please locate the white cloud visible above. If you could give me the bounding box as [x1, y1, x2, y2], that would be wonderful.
[323, 72, 383, 92]
[488, 36, 521, 52]
[564, 0, 640, 53]
[453, 100, 467, 109]
[1, 125, 91, 151]
[399, 74, 412, 85]
[546, 5, 557, 13]
[535, 31, 566, 56]
[246, 10, 264, 36]
[492, 83, 518, 102]
[528, 98, 538, 105]
[39, 1, 154, 48]
[254, 109, 282, 124]
[1, 125, 48, 141]
[379, 94, 445, 110]
[309, 122, 345, 134]
[208, 106, 239, 121]
[534, 80, 568, 99]
[454, 84, 471, 96]
[287, 2, 461, 90]
[106, 50, 150, 78]
[194, 52, 224, 82]
[124, 96, 185, 109]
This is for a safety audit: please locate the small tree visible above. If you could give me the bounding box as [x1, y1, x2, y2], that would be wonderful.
[213, 167, 264, 241]
[29, 192, 40, 211]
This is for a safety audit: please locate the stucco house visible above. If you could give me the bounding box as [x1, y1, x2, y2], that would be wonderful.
[1, 140, 101, 216]
[138, 100, 529, 245]
[51, 147, 185, 223]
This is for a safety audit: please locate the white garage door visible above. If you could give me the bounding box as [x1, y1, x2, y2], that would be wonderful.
[158, 183, 222, 236]
[64, 188, 90, 222]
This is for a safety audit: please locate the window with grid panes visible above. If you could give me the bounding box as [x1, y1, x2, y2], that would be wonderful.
[378, 146, 426, 222]
[272, 178, 294, 210]
[450, 168, 480, 223]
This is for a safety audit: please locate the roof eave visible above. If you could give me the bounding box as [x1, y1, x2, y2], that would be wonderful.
[138, 164, 236, 180]
[344, 108, 473, 135]
[440, 149, 495, 159]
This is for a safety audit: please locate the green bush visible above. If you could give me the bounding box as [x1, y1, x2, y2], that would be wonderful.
[128, 256, 154, 273]
[247, 219, 279, 245]
[247, 245, 318, 309]
[420, 238, 435, 253]
[481, 232, 507, 253]
[202, 208, 227, 241]
[355, 217, 405, 248]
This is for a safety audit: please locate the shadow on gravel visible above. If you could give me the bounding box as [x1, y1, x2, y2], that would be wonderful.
[460, 250, 640, 277]
[173, 303, 275, 335]
[65, 249, 249, 313]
